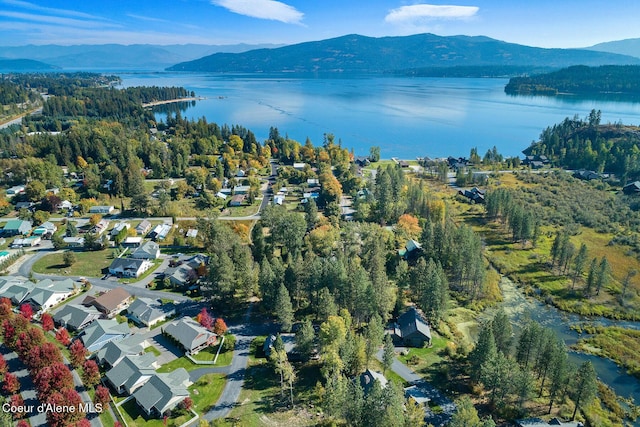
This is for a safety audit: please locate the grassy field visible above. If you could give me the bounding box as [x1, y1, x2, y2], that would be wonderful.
[119, 399, 194, 427]
[190, 341, 233, 366]
[32, 249, 113, 277]
[575, 326, 640, 380]
[396, 334, 449, 382]
[144, 345, 162, 357]
[188, 373, 226, 414]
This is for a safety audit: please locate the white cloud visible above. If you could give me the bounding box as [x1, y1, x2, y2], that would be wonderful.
[0, 11, 120, 29]
[211, 0, 303, 24]
[385, 4, 479, 24]
[0, 0, 107, 21]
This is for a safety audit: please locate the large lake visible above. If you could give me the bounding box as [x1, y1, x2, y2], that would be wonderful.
[118, 73, 640, 158]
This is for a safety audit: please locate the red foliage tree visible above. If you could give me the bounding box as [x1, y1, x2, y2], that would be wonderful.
[81, 359, 100, 388]
[69, 339, 87, 368]
[9, 394, 27, 419]
[15, 327, 45, 361]
[19, 303, 33, 320]
[45, 388, 84, 427]
[0, 297, 12, 319]
[28, 342, 63, 373]
[213, 318, 228, 336]
[41, 312, 54, 332]
[55, 327, 71, 346]
[94, 385, 111, 408]
[0, 353, 7, 378]
[71, 419, 92, 427]
[197, 307, 214, 329]
[3, 372, 20, 395]
[16, 420, 30, 427]
[179, 397, 193, 411]
[34, 362, 74, 400]
[114, 422, 123, 427]
[2, 319, 15, 348]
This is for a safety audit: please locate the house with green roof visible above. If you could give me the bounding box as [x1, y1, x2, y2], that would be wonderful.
[2, 219, 32, 236]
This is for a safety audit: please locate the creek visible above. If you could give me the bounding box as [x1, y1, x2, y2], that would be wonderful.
[491, 277, 640, 424]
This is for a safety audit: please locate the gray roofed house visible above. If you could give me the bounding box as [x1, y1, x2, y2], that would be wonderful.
[132, 369, 191, 417]
[105, 353, 158, 395]
[95, 334, 149, 368]
[359, 369, 388, 394]
[53, 304, 102, 330]
[79, 319, 131, 352]
[27, 278, 77, 311]
[109, 258, 153, 278]
[0, 281, 34, 305]
[163, 317, 217, 354]
[128, 297, 175, 327]
[131, 241, 160, 260]
[135, 220, 152, 235]
[63, 236, 85, 248]
[393, 307, 432, 347]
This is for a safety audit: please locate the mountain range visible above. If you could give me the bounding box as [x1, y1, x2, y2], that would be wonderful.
[166, 33, 640, 74]
[0, 43, 283, 70]
[2, 35, 640, 73]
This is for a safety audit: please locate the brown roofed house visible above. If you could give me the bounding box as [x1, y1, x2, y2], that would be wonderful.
[83, 287, 132, 318]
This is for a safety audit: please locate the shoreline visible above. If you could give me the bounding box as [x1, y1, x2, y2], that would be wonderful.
[142, 97, 204, 108]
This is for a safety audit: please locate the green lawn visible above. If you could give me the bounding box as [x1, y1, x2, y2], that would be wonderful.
[221, 199, 261, 217]
[397, 334, 449, 377]
[190, 341, 233, 366]
[119, 399, 193, 427]
[119, 258, 162, 284]
[188, 373, 226, 414]
[144, 345, 161, 357]
[32, 249, 112, 277]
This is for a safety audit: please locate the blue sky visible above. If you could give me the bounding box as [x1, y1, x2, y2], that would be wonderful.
[0, 0, 638, 48]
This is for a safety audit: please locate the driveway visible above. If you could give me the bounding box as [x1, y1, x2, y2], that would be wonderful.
[376, 348, 456, 426]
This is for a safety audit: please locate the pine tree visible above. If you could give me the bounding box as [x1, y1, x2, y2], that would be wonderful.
[572, 243, 588, 288]
[295, 319, 315, 361]
[382, 333, 395, 374]
[585, 257, 598, 297]
[491, 309, 513, 356]
[469, 323, 497, 383]
[570, 361, 598, 420]
[275, 283, 294, 332]
[595, 256, 610, 296]
[364, 313, 384, 366]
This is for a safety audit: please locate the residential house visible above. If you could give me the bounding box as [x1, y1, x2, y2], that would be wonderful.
[89, 205, 114, 214]
[149, 224, 171, 241]
[128, 298, 175, 327]
[83, 287, 132, 317]
[273, 195, 285, 206]
[398, 160, 410, 168]
[60, 200, 74, 210]
[63, 236, 85, 248]
[78, 319, 131, 352]
[233, 185, 250, 195]
[92, 219, 110, 235]
[110, 222, 130, 237]
[15, 201, 34, 210]
[459, 187, 485, 204]
[186, 228, 198, 238]
[623, 181, 640, 195]
[229, 194, 246, 207]
[135, 220, 152, 236]
[33, 221, 57, 238]
[2, 219, 32, 236]
[523, 155, 550, 167]
[11, 236, 41, 248]
[404, 385, 430, 406]
[573, 170, 601, 181]
[359, 369, 388, 394]
[398, 239, 423, 261]
[109, 258, 153, 278]
[95, 334, 149, 369]
[165, 254, 207, 289]
[163, 317, 217, 354]
[27, 278, 77, 312]
[122, 236, 142, 247]
[6, 185, 25, 195]
[262, 334, 296, 358]
[392, 307, 432, 347]
[354, 156, 370, 167]
[293, 162, 307, 170]
[53, 304, 102, 330]
[105, 353, 158, 395]
[0, 280, 34, 305]
[132, 369, 191, 418]
[215, 191, 228, 200]
[131, 241, 160, 260]
[306, 178, 320, 186]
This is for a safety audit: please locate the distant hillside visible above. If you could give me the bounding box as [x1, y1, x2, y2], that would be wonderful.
[588, 38, 640, 59]
[167, 33, 640, 73]
[505, 65, 640, 96]
[0, 43, 283, 70]
[0, 58, 56, 71]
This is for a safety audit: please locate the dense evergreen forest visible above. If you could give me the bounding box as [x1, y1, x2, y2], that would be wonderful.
[505, 65, 640, 96]
[524, 110, 640, 179]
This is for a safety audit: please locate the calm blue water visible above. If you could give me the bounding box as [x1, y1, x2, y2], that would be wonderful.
[119, 72, 640, 159]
